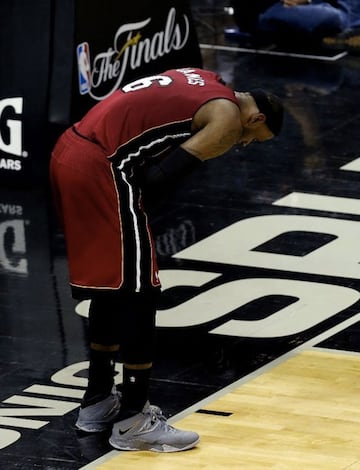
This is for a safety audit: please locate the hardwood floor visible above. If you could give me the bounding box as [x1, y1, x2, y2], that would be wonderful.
[91, 349, 360, 470]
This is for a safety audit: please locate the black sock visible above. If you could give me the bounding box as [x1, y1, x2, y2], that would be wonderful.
[82, 349, 115, 407]
[120, 366, 151, 418]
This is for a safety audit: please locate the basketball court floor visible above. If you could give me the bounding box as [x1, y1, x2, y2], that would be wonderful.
[1, 6, 360, 470]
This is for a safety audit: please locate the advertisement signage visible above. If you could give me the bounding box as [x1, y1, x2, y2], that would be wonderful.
[1, 1, 202, 187]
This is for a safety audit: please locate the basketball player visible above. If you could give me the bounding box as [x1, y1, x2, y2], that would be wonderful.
[50, 67, 284, 452]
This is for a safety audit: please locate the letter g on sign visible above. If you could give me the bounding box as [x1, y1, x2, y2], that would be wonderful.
[0, 98, 23, 157]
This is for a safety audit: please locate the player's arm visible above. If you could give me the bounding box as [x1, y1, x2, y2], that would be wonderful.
[181, 98, 242, 160]
[142, 99, 241, 193]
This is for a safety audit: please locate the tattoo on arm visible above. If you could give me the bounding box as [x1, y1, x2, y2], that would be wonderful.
[183, 127, 240, 160]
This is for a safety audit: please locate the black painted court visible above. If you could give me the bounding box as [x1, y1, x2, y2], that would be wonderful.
[1, 7, 360, 469]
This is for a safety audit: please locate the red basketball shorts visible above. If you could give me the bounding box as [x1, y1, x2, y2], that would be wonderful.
[50, 128, 160, 299]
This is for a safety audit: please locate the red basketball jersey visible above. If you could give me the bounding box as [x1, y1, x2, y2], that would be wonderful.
[74, 67, 239, 163]
[51, 68, 239, 297]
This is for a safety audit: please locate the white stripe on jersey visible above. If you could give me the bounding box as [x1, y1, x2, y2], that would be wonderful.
[117, 132, 191, 171]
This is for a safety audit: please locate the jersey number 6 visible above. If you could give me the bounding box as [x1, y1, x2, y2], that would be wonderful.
[122, 75, 172, 93]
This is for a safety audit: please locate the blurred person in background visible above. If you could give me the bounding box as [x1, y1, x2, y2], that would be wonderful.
[230, 0, 354, 50]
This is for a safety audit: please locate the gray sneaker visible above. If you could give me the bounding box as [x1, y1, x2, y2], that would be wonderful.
[76, 390, 121, 433]
[109, 402, 200, 452]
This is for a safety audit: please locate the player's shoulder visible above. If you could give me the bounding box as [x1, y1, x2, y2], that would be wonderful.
[201, 97, 240, 121]
[191, 98, 241, 138]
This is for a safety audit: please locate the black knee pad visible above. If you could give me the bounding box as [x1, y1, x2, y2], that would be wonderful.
[88, 296, 121, 345]
[88, 290, 159, 363]
[118, 291, 159, 365]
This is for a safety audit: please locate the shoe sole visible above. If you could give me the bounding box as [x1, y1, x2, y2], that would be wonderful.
[109, 436, 200, 452]
[75, 422, 110, 433]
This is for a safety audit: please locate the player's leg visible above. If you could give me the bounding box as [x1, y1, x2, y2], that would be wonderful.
[116, 291, 157, 417]
[75, 295, 121, 432]
[109, 291, 200, 452]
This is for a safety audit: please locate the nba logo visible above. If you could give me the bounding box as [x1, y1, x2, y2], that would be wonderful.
[77, 42, 91, 95]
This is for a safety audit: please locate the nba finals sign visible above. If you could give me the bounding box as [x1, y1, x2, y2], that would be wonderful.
[71, 1, 202, 119]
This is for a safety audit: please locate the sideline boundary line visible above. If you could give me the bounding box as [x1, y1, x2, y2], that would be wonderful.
[200, 43, 348, 62]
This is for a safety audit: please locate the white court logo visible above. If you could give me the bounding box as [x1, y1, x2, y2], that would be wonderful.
[0, 97, 25, 157]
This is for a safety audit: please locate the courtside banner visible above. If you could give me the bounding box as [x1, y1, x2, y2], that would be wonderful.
[0, 1, 202, 187]
[70, 0, 202, 121]
[0, 0, 52, 186]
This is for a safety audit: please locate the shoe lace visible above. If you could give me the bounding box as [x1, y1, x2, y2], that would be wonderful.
[144, 405, 178, 434]
[147, 405, 166, 424]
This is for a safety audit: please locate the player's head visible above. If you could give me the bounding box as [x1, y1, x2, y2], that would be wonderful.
[235, 89, 284, 147]
[250, 89, 284, 136]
